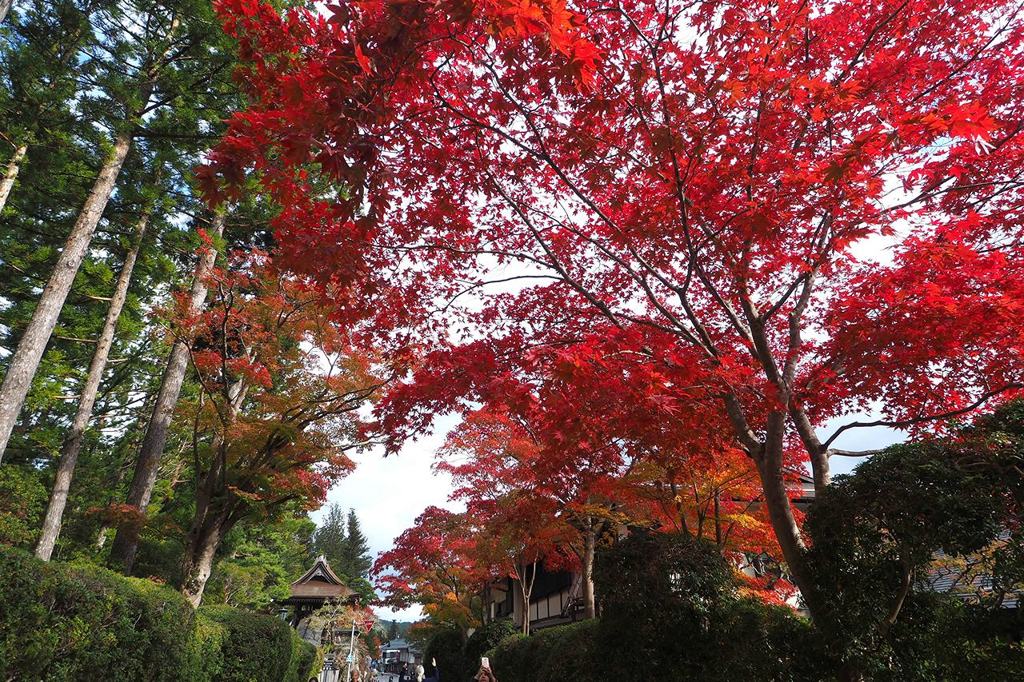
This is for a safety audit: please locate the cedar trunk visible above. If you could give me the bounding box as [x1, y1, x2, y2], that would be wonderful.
[0, 130, 133, 463]
[108, 211, 226, 573]
[0, 142, 27, 212]
[35, 210, 150, 561]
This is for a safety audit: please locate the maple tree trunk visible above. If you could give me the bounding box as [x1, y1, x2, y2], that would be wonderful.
[180, 505, 231, 608]
[108, 211, 225, 573]
[754, 444, 824, 622]
[0, 141, 27, 213]
[0, 130, 132, 464]
[581, 527, 596, 620]
[180, 443, 237, 608]
[517, 560, 537, 636]
[35, 210, 150, 561]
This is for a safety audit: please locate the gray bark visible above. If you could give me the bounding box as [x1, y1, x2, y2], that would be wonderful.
[0, 130, 133, 463]
[180, 375, 245, 607]
[35, 209, 150, 561]
[0, 0, 12, 24]
[179, 507, 228, 608]
[108, 210, 226, 573]
[581, 527, 596, 620]
[755, 434, 824, 620]
[0, 142, 27, 213]
[517, 558, 538, 635]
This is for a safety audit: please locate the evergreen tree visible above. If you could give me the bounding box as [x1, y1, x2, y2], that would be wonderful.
[0, 0, 241, 464]
[312, 503, 348, 571]
[311, 505, 373, 582]
[342, 508, 372, 580]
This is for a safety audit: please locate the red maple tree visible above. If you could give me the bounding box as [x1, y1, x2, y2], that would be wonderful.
[374, 506, 491, 632]
[176, 251, 386, 606]
[207, 0, 1024, 623]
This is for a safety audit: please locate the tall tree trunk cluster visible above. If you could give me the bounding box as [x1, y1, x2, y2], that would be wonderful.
[35, 207, 151, 561]
[108, 211, 226, 573]
[0, 130, 133, 461]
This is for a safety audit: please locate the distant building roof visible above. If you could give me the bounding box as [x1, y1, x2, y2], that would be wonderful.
[382, 638, 421, 653]
[923, 535, 1020, 609]
[282, 555, 355, 605]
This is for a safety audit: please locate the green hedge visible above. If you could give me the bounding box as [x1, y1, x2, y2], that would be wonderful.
[199, 604, 319, 682]
[487, 535, 822, 682]
[0, 546, 319, 682]
[423, 625, 466, 680]
[0, 545, 196, 681]
[489, 620, 598, 682]
[465, 618, 518, 668]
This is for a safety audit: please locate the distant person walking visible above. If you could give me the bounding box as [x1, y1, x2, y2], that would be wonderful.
[398, 662, 409, 682]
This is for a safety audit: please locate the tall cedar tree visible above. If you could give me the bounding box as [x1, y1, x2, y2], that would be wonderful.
[208, 0, 1024, 629]
[0, 0, 236, 462]
[0, 0, 206, 559]
[342, 507, 372, 579]
[312, 502, 348, 568]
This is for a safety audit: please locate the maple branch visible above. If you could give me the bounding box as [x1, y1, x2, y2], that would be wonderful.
[821, 385, 1022, 450]
[832, 0, 910, 86]
[826, 448, 883, 458]
[484, 170, 625, 329]
[441, 275, 561, 312]
[620, 3, 752, 351]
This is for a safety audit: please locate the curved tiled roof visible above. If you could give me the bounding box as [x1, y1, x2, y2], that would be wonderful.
[283, 555, 355, 602]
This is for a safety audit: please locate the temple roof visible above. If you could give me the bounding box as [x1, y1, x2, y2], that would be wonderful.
[283, 555, 355, 604]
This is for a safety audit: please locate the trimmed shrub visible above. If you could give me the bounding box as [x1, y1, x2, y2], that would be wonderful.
[488, 621, 598, 682]
[464, 618, 518, 672]
[423, 625, 466, 680]
[0, 545, 196, 681]
[490, 534, 821, 682]
[531, 620, 599, 682]
[185, 615, 228, 681]
[284, 629, 320, 682]
[0, 546, 319, 682]
[488, 630, 540, 682]
[199, 604, 295, 682]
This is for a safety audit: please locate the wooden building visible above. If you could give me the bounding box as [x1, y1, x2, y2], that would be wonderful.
[281, 555, 356, 629]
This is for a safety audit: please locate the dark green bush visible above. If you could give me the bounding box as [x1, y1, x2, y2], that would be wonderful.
[487, 631, 529, 680]
[805, 401, 1024, 678]
[0, 546, 320, 682]
[595, 531, 736, 681]
[0, 545, 196, 681]
[284, 628, 320, 682]
[423, 625, 467, 680]
[489, 533, 821, 682]
[200, 604, 296, 682]
[465, 618, 518, 672]
[0, 465, 47, 547]
[488, 621, 598, 682]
